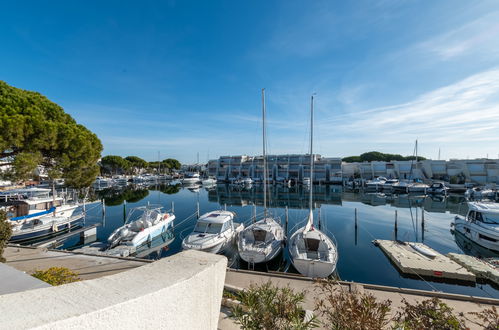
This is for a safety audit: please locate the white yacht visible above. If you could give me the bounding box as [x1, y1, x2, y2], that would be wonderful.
[182, 172, 201, 184]
[408, 181, 430, 193]
[452, 202, 499, 252]
[238, 89, 285, 264]
[108, 205, 175, 249]
[182, 211, 242, 254]
[365, 177, 387, 191]
[427, 182, 449, 195]
[10, 214, 83, 243]
[93, 176, 113, 188]
[113, 176, 129, 186]
[289, 95, 338, 278]
[202, 176, 217, 186]
[1, 187, 78, 222]
[382, 179, 399, 191]
[465, 186, 497, 200]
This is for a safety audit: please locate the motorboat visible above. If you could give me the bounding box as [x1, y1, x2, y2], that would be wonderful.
[465, 186, 497, 200]
[107, 205, 175, 249]
[93, 176, 113, 188]
[427, 182, 449, 195]
[382, 179, 399, 191]
[182, 211, 243, 254]
[302, 177, 311, 186]
[365, 177, 386, 191]
[182, 172, 201, 184]
[238, 89, 285, 264]
[10, 214, 84, 243]
[113, 176, 129, 186]
[452, 202, 499, 252]
[202, 176, 217, 186]
[289, 95, 338, 278]
[408, 180, 430, 194]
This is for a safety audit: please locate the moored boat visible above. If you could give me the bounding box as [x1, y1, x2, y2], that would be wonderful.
[182, 210, 242, 254]
[108, 205, 175, 249]
[452, 202, 499, 252]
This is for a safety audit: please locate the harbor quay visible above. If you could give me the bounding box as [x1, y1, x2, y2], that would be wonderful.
[207, 155, 499, 185]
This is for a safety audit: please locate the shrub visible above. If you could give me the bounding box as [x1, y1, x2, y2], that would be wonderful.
[315, 279, 392, 330]
[230, 281, 318, 330]
[0, 210, 12, 262]
[468, 306, 499, 330]
[393, 297, 467, 330]
[32, 267, 80, 286]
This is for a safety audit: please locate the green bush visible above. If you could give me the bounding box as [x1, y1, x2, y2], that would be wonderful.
[0, 210, 12, 262]
[393, 298, 467, 330]
[315, 279, 392, 330]
[32, 267, 80, 286]
[231, 281, 318, 330]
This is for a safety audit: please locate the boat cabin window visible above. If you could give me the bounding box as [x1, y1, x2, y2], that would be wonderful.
[483, 213, 499, 225]
[194, 222, 223, 234]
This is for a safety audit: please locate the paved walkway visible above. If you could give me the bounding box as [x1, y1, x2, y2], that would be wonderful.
[4, 245, 149, 280]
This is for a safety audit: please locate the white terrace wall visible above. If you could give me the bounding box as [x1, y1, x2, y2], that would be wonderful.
[0, 250, 227, 330]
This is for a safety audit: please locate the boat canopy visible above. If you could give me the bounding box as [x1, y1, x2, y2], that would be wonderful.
[198, 211, 234, 224]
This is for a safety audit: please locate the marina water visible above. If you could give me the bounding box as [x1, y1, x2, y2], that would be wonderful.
[60, 183, 499, 299]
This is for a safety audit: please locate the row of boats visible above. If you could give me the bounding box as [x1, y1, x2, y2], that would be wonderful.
[363, 177, 449, 195]
[100, 92, 338, 278]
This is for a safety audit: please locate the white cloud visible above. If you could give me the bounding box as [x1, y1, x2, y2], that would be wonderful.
[418, 11, 499, 60]
[318, 68, 499, 149]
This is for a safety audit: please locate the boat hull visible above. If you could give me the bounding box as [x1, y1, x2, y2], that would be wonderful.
[453, 216, 499, 252]
[10, 216, 83, 243]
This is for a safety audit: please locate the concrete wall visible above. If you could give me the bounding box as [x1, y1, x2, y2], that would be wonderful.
[0, 250, 227, 330]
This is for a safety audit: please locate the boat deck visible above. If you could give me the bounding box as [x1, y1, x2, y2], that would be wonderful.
[374, 240, 476, 282]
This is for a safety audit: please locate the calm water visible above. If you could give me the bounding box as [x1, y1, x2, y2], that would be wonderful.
[60, 183, 499, 299]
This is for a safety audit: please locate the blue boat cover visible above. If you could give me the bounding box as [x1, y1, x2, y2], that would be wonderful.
[10, 207, 56, 221]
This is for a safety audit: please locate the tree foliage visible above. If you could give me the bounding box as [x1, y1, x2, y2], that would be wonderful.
[0, 81, 102, 187]
[125, 156, 147, 173]
[0, 211, 12, 263]
[100, 155, 130, 174]
[343, 151, 427, 163]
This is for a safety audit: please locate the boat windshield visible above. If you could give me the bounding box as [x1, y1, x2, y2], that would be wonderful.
[483, 214, 499, 225]
[194, 221, 223, 234]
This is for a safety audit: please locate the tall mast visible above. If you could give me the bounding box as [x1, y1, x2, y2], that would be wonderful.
[415, 139, 418, 163]
[308, 95, 314, 224]
[262, 88, 267, 217]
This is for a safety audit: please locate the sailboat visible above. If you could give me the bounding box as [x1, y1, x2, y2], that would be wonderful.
[288, 95, 338, 278]
[238, 89, 285, 264]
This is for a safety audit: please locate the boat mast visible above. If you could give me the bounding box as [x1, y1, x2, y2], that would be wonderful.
[262, 88, 267, 218]
[307, 95, 314, 230]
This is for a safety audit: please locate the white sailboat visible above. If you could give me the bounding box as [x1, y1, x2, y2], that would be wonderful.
[238, 89, 285, 264]
[288, 95, 338, 278]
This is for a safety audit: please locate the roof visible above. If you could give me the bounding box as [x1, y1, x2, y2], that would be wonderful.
[197, 211, 234, 224]
[468, 202, 499, 213]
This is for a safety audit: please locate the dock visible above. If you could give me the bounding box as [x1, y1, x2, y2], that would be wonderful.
[374, 240, 476, 282]
[448, 253, 499, 286]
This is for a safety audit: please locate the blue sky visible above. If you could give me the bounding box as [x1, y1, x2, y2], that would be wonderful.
[1, 1, 499, 163]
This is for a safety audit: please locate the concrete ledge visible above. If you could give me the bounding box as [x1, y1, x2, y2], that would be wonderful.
[0, 250, 227, 330]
